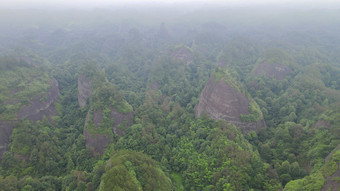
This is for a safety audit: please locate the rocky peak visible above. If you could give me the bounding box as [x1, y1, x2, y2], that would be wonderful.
[83, 81, 134, 156]
[1, 77, 60, 160]
[78, 74, 92, 108]
[84, 107, 133, 156]
[195, 70, 265, 134]
[17, 78, 59, 122]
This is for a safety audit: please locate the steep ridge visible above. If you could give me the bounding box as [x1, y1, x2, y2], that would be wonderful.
[0, 58, 60, 160]
[78, 74, 92, 108]
[17, 78, 59, 121]
[84, 106, 133, 155]
[196, 68, 265, 134]
[78, 65, 133, 156]
[0, 78, 59, 160]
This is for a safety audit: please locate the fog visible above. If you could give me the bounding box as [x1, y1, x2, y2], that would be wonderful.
[2, 0, 340, 9]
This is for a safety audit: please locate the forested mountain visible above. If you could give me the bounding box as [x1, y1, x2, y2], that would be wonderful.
[0, 6, 339, 191]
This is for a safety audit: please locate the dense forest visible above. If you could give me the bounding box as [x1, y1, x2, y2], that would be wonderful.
[0, 5, 340, 191]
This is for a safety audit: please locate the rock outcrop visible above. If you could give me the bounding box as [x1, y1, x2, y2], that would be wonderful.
[84, 129, 110, 157]
[17, 78, 59, 122]
[1, 78, 60, 160]
[84, 107, 133, 155]
[78, 74, 92, 108]
[195, 76, 265, 134]
[110, 107, 133, 136]
[253, 62, 292, 80]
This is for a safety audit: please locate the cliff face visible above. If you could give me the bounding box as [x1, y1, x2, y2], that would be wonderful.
[253, 62, 292, 80]
[195, 77, 265, 134]
[110, 107, 133, 136]
[84, 128, 110, 157]
[84, 107, 133, 155]
[1, 78, 60, 160]
[78, 74, 92, 108]
[17, 78, 59, 122]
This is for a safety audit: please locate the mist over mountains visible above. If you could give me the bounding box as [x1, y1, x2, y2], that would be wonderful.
[0, 4, 339, 191]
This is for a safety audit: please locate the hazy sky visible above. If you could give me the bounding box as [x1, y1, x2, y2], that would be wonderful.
[1, 0, 340, 9]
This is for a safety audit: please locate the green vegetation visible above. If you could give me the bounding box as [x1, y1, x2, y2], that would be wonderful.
[81, 64, 133, 137]
[284, 172, 325, 191]
[240, 100, 263, 122]
[212, 67, 264, 123]
[0, 57, 51, 120]
[99, 150, 172, 191]
[212, 67, 241, 92]
[256, 48, 294, 67]
[0, 7, 340, 191]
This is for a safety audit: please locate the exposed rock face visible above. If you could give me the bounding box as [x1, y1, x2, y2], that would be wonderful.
[84, 107, 133, 155]
[253, 62, 292, 80]
[17, 78, 59, 122]
[84, 129, 111, 157]
[171, 47, 194, 65]
[93, 110, 103, 127]
[78, 75, 92, 108]
[195, 77, 265, 134]
[1, 78, 59, 160]
[110, 107, 133, 136]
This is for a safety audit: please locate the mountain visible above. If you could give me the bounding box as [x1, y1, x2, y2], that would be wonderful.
[0, 57, 60, 160]
[0, 7, 340, 191]
[252, 48, 294, 80]
[196, 67, 265, 134]
[78, 64, 133, 156]
[98, 150, 173, 191]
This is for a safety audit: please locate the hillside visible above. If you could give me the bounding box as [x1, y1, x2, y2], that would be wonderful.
[0, 57, 60, 160]
[196, 67, 265, 134]
[0, 7, 340, 191]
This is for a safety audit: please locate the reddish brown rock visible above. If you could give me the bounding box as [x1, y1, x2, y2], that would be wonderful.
[195, 77, 265, 134]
